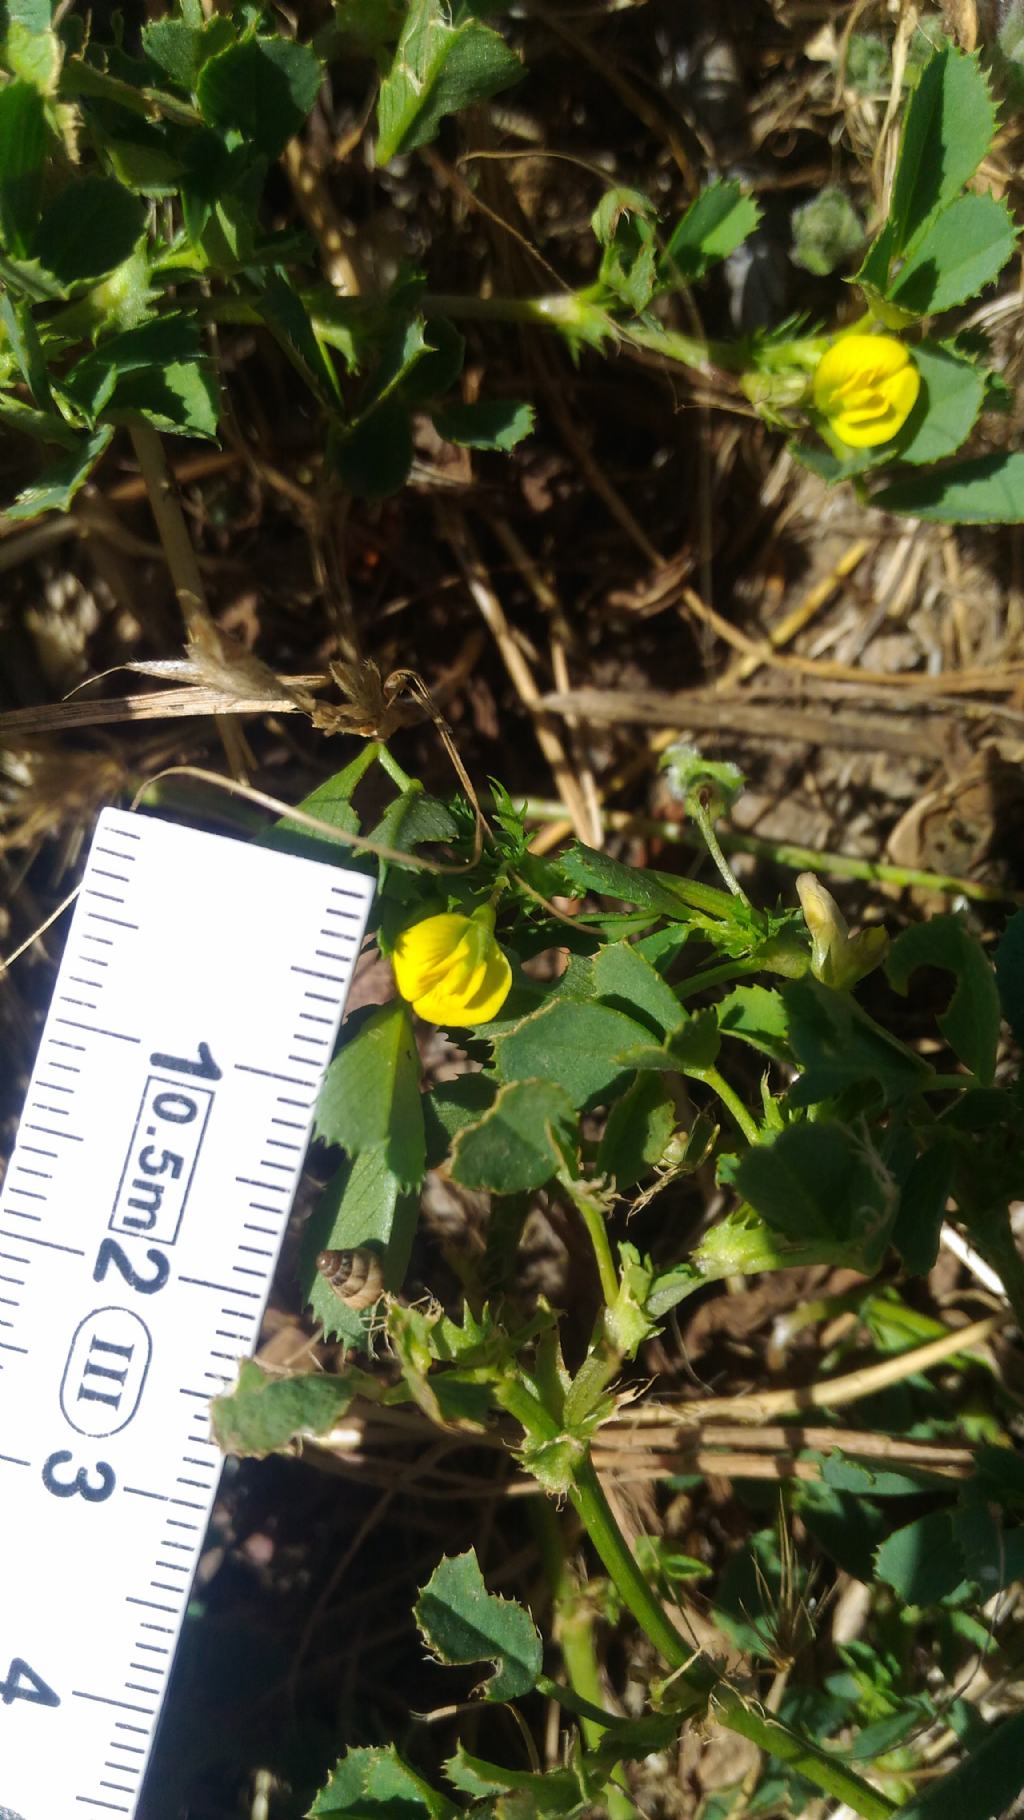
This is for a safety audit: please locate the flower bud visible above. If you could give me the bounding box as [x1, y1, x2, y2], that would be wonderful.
[392, 904, 512, 1026]
[796, 874, 887, 990]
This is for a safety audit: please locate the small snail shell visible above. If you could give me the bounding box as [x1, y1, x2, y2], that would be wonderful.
[315, 1246, 385, 1310]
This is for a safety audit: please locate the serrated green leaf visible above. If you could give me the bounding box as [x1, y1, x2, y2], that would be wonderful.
[367, 785, 460, 856]
[888, 46, 996, 254]
[432, 398, 534, 451]
[310, 1744, 458, 1818]
[141, 17, 203, 89]
[62, 314, 204, 419]
[590, 939, 685, 1038]
[450, 1077, 576, 1192]
[197, 34, 322, 158]
[875, 449, 1024, 523]
[716, 984, 791, 1062]
[315, 1000, 426, 1189]
[886, 916, 1000, 1084]
[887, 193, 1016, 316]
[423, 1073, 497, 1167]
[657, 179, 760, 286]
[415, 1548, 542, 1702]
[495, 997, 654, 1108]
[114, 357, 219, 438]
[596, 1073, 675, 1187]
[32, 174, 145, 286]
[444, 1746, 583, 1810]
[995, 909, 1024, 1046]
[783, 976, 930, 1105]
[558, 841, 736, 921]
[211, 1358, 362, 1458]
[735, 1120, 895, 1261]
[874, 1508, 970, 1606]
[0, 79, 46, 255]
[5, 423, 113, 520]
[300, 1146, 418, 1342]
[375, 0, 521, 164]
[891, 341, 985, 466]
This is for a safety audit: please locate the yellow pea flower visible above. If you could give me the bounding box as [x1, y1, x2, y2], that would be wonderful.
[812, 334, 920, 447]
[392, 904, 512, 1025]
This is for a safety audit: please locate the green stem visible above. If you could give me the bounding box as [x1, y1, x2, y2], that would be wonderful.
[691, 801, 750, 903]
[559, 1174, 620, 1308]
[676, 959, 761, 1000]
[376, 744, 417, 792]
[568, 1459, 896, 1819]
[533, 1507, 639, 1819]
[695, 1065, 761, 1146]
[519, 800, 1024, 910]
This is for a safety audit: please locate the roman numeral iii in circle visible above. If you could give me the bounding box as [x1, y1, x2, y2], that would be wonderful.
[76, 1337, 135, 1409]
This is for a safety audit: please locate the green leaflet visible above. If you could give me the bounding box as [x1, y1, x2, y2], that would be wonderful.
[211, 1358, 365, 1458]
[450, 1077, 577, 1193]
[887, 915, 1001, 1085]
[414, 1548, 542, 1702]
[375, 0, 521, 164]
[315, 999, 426, 1190]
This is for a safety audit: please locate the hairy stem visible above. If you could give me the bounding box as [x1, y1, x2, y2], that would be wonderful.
[690, 799, 750, 903]
[559, 1174, 620, 1308]
[568, 1459, 896, 1819]
[696, 1065, 761, 1146]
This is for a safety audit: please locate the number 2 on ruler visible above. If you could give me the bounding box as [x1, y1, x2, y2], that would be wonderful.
[40, 1045, 220, 1505]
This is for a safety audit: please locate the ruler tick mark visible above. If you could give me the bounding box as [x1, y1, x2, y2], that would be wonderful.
[0, 1226, 85, 1253]
[235, 1062, 315, 1087]
[126, 1599, 174, 1615]
[24, 1122, 84, 1139]
[86, 913, 139, 929]
[74, 1691, 156, 1715]
[291, 964, 344, 984]
[180, 1274, 261, 1298]
[55, 1017, 141, 1044]
[124, 1486, 168, 1501]
[0, 1451, 30, 1467]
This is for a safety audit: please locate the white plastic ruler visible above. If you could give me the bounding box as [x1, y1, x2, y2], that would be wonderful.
[0, 809, 373, 1819]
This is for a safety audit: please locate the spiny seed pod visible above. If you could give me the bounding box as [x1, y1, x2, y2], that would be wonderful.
[315, 1246, 385, 1310]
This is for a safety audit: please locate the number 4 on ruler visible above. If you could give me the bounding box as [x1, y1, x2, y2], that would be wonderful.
[0, 1657, 60, 1708]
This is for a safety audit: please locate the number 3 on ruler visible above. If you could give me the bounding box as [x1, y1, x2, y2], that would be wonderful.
[0, 1655, 60, 1707]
